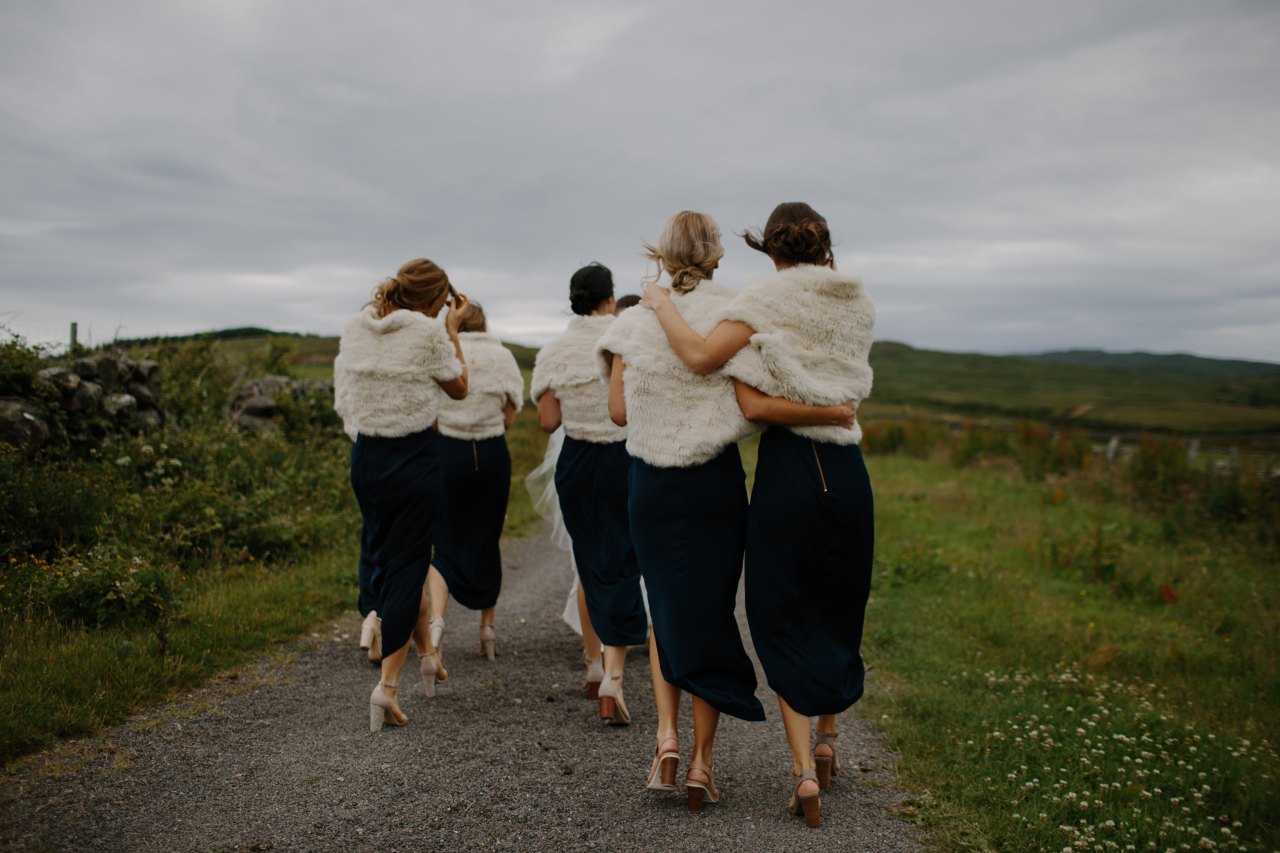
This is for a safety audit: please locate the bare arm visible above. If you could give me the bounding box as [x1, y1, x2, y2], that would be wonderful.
[641, 284, 754, 375]
[734, 381, 856, 429]
[607, 354, 627, 427]
[502, 399, 517, 430]
[437, 293, 470, 400]
[536, 390, 562, 433]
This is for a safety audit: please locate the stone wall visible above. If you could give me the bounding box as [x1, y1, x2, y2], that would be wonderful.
[0, 352, 164, 450]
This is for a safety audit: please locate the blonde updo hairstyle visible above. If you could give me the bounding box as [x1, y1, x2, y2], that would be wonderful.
[643, 210, 724, 294]
[370, 258, 454, 319]
[743, 202, 835, 268]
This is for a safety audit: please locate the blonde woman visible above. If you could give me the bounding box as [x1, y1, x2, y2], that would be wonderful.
[642, 202, 873, 827]
[426, 302, 524, 673]
[598, 212, 852, 811]
[334, 258, 469, 731]
[531, 263, 647, 724]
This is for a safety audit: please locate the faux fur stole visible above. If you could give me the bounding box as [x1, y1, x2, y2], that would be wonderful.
[333, 306, 464, 440]
[722, 265, 874, 445]
[595, 283, 736, 379]
[596, 283, 758, 468]
[334, 306, 463, 381]
[457, 333, 524, 407]
[530, 314, 615, 401]
[436, 332, 524, 440]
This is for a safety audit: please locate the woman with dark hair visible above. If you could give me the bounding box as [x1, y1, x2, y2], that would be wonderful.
[334, 258, 470, 731]
[600, 211, 853, 813]
[642, 203, 874, 828]
[426, 301, 525, 675]
[530, 263, 647, 724]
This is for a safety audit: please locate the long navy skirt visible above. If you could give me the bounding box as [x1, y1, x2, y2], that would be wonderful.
[555, 436, 647, 647]
[432, 434, 511, 610]
[745, 428, 874, 717]
[630, 444, 766, 722]
[350, 428, 441, 659]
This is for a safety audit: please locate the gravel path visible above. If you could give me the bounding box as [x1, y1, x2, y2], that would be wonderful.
[1, 526, 922, 852]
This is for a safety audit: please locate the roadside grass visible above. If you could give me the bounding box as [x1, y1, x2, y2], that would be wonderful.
[0, 549, 356, 765]
[861, 454, 1279, 851]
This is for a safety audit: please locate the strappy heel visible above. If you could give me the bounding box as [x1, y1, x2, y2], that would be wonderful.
[815, 731, 840, 790]
[368, 681, 406, 733]
[362, 612, 382, 664]
[479, 623, 497, 661]
[685, 764, 719, 812]
[583, 656, 604, 700]
[596, 674, 630, 726]
[419, 646, 448, 697]
[645, 737, 680, 791]
[789, 768, 821, 828]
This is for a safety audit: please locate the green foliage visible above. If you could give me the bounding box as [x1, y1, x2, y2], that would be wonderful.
[861, 418, 948, 458]
[0, 329, 46, 397]
[863, 456, 1280, 850]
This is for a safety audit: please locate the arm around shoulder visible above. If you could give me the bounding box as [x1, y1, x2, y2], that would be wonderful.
[733, 381, 855, 429]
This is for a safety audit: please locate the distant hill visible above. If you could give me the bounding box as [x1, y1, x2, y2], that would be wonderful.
[117, 330, 1280, 444]
[1025, 349, 1280, 380]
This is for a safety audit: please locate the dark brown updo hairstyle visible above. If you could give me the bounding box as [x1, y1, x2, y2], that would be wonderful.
[569, 263, 614, 315]
[614, 294, 641, 313]
[370, 258, 454, 319]
[456, 299, 487, 333]
[743, 202, 835, 268]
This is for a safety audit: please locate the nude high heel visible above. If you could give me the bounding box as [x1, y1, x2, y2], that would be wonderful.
[369, 682, 406, 733]
[645, 737, 680, 792]
[363, 614, 382, 664]
[789, 768, 821, 828]
[583, 656, 604, 700]
[479, 623, 497, 661]
[420, 643, 448, 697]
[359, 611, 378, 649]
[596, 674, 630, 726]
[685, 764, 719, 812]
[814, 731, 840, 790]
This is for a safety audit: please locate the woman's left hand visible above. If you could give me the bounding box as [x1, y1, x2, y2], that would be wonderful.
[640, 283, 671, 311]
[445, 292, 470, 334]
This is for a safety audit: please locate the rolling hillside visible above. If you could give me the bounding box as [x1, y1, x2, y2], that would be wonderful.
[123, 332, 1280, 445]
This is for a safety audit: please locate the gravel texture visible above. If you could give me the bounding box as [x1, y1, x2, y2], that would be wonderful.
[1, 526, 923, 852]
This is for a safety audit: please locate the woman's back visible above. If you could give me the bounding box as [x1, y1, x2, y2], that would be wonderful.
[436, 332, 523, 440]
[531, 314, 626, 444]
[598, 283, 755, 468]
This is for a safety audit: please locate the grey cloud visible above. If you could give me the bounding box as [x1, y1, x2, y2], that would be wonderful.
[1, 0, 1277, 360]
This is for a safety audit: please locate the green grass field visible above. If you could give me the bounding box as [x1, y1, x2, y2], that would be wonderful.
[218, 333, 1280, 449]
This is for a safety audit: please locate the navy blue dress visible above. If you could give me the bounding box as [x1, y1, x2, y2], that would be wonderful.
[630, 444, 766, 722]
[745, 428, 874, 717]
[554, 436, 648, 647]
[349, 427, 441, 659]
[432, 434, 512, 610]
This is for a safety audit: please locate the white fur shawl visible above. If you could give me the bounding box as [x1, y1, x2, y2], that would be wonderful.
[596, 283, 758, 467]
[436, 332, 524, 440]
[333, 306, 463, 440]
[722, 264, 874, 445]
[531, 314, 626, 444]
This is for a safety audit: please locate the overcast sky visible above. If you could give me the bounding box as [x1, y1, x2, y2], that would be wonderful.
[2, 0, 1277, 361]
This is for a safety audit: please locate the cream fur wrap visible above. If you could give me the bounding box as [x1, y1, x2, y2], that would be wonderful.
[436, 332, 524, 440]
[333, 305, 463, 440]
[596, 283, 758, 468]
[722, 264, 875, 445]
[530, 314, 627, 444]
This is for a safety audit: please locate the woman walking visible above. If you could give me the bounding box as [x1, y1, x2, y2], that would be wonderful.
[426, 301, 525, 674]
[642, 202, 874, 827]
[530, 263, 647, 721]
[599, 211, 852, 812]
[334, 258, 469, 731]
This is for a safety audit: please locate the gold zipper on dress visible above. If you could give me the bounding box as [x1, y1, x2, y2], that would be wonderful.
[472, 439, 479, 472]
[811, 441, 829, 493]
